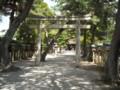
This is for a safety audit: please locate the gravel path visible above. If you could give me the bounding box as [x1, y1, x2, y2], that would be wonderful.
[0, 51, 102, 90]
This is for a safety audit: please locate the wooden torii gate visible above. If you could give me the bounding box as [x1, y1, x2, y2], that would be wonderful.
[29, 15, 91, 66]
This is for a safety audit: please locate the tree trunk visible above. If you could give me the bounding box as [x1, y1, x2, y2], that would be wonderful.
[0, 0, 34, 70]
[76, 20, 81, 67]
[86, 24, 97, 61]
[41, 29, 64, 62]
[35, 21, 42, 65]
[107, 0, 120, 83]
[9, 9, 15, 27]
[82, 30, 87, 58]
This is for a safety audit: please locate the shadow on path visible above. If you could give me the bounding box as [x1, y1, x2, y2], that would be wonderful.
[0, 51, 110, 90]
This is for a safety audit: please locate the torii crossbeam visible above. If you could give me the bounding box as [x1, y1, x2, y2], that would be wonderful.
[28, 14, 91, 66]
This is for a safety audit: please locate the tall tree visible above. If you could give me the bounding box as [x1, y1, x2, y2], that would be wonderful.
[14, 0, 55, 45]
[0, 0, 34, 71]
[82, 30, 87, 58]
[86, 0, 117, 61]
[107, 0, 120, 83]
[41, 29, 64, 62]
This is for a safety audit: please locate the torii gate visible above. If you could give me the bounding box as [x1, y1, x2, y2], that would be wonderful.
[29, 15, 91, 66]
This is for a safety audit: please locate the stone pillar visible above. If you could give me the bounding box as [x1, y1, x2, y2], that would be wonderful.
[35, 21, 42, 65]
[76, 20, 81, 67]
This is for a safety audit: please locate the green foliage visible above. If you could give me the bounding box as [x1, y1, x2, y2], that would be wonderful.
[13, 0, 118, 48]
[14, 0, 56, 45]
[56, 30, 69, 47]
[15, 19, 38, 44]
[91, 16, 100, 25]
[49, 29, 58, 35]
[31, 0, 55, 16]
[104, 39, 111, 42]
[90, 0, 117, 43]
[53, 0, 92, 16]
[0, 0, 26, 16]
[42, 29, 59, 46]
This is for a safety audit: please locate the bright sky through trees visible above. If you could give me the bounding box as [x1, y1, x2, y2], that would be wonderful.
[44, 0, 60, 15]
[0, 16, 9, 31]
[0, 0, 58, 32]
[44, 0, 57, 8]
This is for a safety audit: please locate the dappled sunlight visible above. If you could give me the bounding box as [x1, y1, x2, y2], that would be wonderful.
[0, 51, 101, 90]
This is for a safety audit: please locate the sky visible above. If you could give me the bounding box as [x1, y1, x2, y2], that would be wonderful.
[0, 16, 9, 31]
[44, 0, 57, 8]
[0, 16, 9, 36]
[44, 0, 60, 15]
[0, 0, 57, 32]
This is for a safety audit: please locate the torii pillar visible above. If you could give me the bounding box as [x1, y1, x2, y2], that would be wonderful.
[35, 21, 42, 65]
[76, 20, 81, 67]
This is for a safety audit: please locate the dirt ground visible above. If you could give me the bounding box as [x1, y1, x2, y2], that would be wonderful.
[0, 51, 120, 90]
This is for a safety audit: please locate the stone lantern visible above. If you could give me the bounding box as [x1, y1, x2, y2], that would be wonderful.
[91, 44, 96, 52]
[11, 43, 15, 50]
[91, 44, 96, 63]
[10, 43, 15, 60]
[96, 43, 103, 52]
[96, 43, 103, 65]
[22, 44, 26, 50]
[34, 45, 37, 51]
[103, 41, 111, 52]
[103, 41, 111, 66]
[21, 44, 26, 59]
[27, 44, 31, 50]
[54, 44, 58, 54]
[27, 44, 31, 57]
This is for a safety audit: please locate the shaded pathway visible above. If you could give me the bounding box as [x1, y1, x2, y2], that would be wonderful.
[0, 51, 101, 90]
